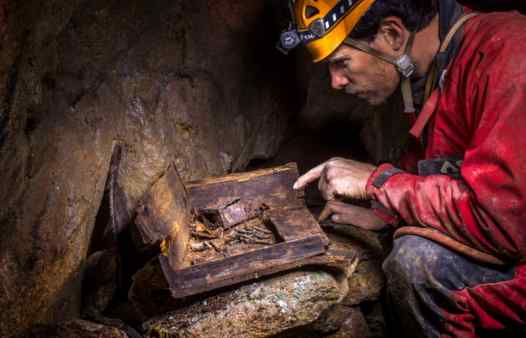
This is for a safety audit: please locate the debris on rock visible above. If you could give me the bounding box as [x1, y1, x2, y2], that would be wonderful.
[143, 270, 346, 338]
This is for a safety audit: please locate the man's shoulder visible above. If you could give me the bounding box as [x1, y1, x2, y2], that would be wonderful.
[463, 11, 526, 54]
[448, 11, 526, 83]
[437, 12, 526, 133]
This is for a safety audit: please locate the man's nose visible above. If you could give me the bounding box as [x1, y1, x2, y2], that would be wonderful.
[330, 69, 350, 90]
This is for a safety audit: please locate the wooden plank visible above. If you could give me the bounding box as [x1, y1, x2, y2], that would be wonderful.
[160, 236, 327, 299]
[130, 163, 333, 303]
[129, 240, 355, 318]
[186, 163, 299, 187]
[186, 163, 304, 211]
[264, 207, 329, 246]
[133, 164, 191, 269]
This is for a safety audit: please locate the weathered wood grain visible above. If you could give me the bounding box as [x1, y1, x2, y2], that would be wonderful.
[131, 163, 335, 306]
[129, 239, 355, 318]
[264, 207, 329, 246]
[134, 164, 191, 269]
[160, 236, 327, 299]
[186, 163, 304, 211]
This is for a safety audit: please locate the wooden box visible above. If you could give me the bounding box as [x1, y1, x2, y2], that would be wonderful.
[133, 163, 329, 300]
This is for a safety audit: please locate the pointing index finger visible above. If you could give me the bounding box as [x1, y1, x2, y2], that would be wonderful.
[293, 163, 325, 190]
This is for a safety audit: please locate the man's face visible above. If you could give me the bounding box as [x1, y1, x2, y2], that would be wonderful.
[327, 40, 400, 106]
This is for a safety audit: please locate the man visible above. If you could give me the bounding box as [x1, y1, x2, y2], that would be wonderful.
[279, 0, 526, 337]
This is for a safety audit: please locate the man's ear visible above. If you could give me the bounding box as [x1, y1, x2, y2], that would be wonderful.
[376, 16, 409, 52]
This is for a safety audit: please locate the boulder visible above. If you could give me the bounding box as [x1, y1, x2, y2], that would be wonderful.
[15, 319, 129, 338]
[325, 306, 371, 338]
[143, 270, 346, 338]
[0, 0, 293, 336]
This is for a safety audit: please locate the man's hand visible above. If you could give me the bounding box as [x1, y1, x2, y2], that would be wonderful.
[293, 158, 377, 200]
[318, 200, 387, 231]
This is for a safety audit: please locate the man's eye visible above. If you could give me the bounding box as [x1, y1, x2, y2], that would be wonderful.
[333, 60, 350, 69]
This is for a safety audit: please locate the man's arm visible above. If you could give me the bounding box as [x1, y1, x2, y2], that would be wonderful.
[367, 45, 526, 262]
[294, 157, 392, 229]
[296, 37, 526, 261]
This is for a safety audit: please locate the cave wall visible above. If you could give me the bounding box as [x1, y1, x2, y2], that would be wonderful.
[0, 0, 295, 336]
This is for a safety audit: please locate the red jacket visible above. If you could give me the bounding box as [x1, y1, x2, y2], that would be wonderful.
[367, 12, 526, 263]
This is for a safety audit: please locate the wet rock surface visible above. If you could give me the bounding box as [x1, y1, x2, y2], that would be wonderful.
[0, 1, 393, 337]
[131, 230, 384, 338]
[15, 319, 129, 338]
[143, 270, 346, 338]
[0, 0, 293, 336]
[324, 305, 371, 338]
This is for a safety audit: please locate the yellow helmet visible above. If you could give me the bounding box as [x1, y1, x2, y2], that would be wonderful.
[279, 0, 377, 62]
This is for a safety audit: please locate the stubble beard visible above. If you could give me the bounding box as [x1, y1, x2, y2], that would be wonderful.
[344, 84, 361, 96]
[343, 59, 398, 106]
[345, 84, 386, 106]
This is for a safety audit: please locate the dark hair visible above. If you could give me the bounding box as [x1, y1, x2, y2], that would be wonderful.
[349, 0, 438, 41]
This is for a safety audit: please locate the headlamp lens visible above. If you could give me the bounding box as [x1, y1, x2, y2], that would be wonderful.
[278, 30, 301, 54]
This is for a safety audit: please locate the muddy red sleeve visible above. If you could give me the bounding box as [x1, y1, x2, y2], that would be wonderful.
[366, 43, 526, 262]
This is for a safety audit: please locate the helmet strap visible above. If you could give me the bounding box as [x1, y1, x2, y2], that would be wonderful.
[400, 32, 416, 113]
[344, 32, 417, 113]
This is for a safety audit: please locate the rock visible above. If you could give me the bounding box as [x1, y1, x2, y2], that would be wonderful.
[15, 319, 128, 338]
[273, 304, 369, 338]
[323, 231, 385, 306]
[325, 306, 370, 338]
[143, 270, 347, 338]
[128, 257, 173, 319]
[82, 249, 120, 317]
[344, 255, 385, 306]
[362, 302, 386, 338]
[0, 0, 397, 336]
[0, 1, 293, 336]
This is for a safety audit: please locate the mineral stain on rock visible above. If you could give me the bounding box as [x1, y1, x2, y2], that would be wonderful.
[0, 0, 390, 337]
[0, 1, 293, 336]
[143, 271, 345, 338]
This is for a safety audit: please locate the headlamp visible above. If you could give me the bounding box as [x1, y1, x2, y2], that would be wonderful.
[309, 19, 327, 38]
[277, 0, 358, 55]
[277, 24, 321, 55]
[278, 29, 302, 54]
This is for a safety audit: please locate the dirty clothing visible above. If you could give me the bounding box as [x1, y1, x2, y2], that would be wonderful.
[366, 11, 526, 337]
[383, 236, 526, 338]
